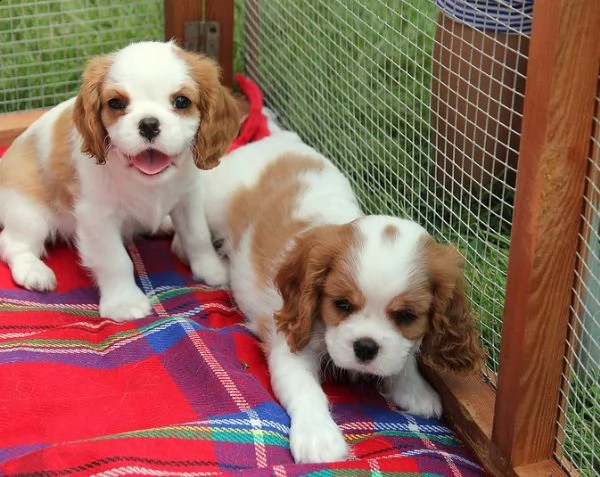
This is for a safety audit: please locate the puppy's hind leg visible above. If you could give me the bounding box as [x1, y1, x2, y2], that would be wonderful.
[0, 190, 56, 291]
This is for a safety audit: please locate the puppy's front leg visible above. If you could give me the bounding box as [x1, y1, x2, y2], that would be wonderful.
[386, 353, 442, 418]
[269, 334, 349, 464]
[171, 187, 228, 288]
[76, 207, 151, 321]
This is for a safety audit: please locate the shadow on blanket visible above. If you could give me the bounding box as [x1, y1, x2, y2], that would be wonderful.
[0, 77, 484, 476]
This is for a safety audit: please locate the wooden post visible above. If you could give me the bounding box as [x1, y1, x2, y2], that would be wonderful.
[492, 0, 600, 473]
[164, 0, 202, 48]
[164, 0, 235, 88]
[204, 0, 234, 88]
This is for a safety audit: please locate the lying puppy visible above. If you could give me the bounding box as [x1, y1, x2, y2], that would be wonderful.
[0, 41, 238, 321]
[195, 116, 484, 463]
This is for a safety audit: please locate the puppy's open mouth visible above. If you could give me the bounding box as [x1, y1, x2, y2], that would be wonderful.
[130, 150, 173, 176]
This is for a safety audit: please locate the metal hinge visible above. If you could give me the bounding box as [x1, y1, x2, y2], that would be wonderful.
[184, 21, 220, 60]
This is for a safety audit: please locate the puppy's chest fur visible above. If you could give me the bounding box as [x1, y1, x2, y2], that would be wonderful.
[82, 160, 197, 236]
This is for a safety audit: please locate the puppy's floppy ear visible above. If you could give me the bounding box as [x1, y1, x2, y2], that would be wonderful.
[179, 50, 240, 170]
[419, 238, 485, 374]
[274, 225, 349, 353]
[196, 85, 239, 169]
[73, 55, 113, 164]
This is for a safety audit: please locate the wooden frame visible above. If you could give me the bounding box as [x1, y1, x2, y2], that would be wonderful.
[164, 0, 235, 88]
[0, 1, 598, 475]
[427, 1, 600, 476]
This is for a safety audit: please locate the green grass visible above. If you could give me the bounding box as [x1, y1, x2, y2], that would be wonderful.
[0, 0, 164, 113]
[0, 1, 597, 474]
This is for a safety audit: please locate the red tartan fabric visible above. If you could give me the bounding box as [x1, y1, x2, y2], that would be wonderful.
[0, 93, 485, 475]
[0, 237, 484, 476]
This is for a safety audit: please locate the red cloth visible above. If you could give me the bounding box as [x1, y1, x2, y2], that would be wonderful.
[227, 73, 271, 153]
[0, 87, 483, 476]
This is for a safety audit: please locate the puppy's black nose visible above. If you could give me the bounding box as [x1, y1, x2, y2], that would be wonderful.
[353, 338, 379, 363]
[138, 117, 160, 140]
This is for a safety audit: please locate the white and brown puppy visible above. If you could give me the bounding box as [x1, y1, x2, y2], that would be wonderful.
[193, 116, 484, 464]
[0, 41, 238, 321]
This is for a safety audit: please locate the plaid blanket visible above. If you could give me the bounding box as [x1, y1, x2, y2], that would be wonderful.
[0, 123, 484, 477]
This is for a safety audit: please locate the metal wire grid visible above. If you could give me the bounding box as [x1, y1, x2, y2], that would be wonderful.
[555, 81, 600, 477]
[241, 0, 529, 376]
[0, 0, 164, 114]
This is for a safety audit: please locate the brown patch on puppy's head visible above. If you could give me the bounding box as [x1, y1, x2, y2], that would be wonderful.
[384, 287, 432, 342]
[99, 86, 129, 129]
[321, 262, 365, 328]
[382, 223, 400, 242]
[274, 223, 360, 352]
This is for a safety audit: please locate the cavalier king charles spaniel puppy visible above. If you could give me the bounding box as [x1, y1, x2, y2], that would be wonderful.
[194, 114, 484, 464]
[0, 41, 238, 321]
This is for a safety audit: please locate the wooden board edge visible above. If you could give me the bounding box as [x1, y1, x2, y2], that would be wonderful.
[514, 459, 572, 477]
[0, 109, 48, 147]
[421, 367, 510, 476]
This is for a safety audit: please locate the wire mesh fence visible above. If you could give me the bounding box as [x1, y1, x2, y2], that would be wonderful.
[0, 0, 164, 114]
[240, 1, 598, 475]
[241, 0, 529, 377]
[555, 77, 600, 477]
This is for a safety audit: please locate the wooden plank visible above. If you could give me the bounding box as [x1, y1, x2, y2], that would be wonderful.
[164, 0, 234, 87]
[422, 368, 510, 477]
[492, 0, 600, 469]
[164, 0, 201, 48]
[204, 0, 235, 88]
[514, 459, 571, 477]
[0, 109, 48, 148]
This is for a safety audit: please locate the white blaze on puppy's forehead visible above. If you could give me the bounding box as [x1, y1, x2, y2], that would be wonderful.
[354, 216, 430, 304]
[106, 41, 192, 98]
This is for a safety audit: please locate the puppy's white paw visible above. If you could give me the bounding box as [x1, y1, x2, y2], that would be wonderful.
[99, 287, 152, 322]
[391, 382, 443, 419]
[289, 418, 349, 464]
[191, 253, 229, 288]
[12, 257, 57, 292]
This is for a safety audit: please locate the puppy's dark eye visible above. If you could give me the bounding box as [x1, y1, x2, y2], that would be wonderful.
[333, 299, 353, 313]
[173, 95, 192, 109]
[391, 310, 418, 326]
[107, 98, 127, 110]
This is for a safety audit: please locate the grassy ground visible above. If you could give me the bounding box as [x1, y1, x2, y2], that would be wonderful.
[0, 0, 597, 474]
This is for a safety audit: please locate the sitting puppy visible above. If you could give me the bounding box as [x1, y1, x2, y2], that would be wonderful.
[196, 116, 484, 463]
[0, 41, 238, 321]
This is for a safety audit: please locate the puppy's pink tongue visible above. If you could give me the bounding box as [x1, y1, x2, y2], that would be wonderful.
[131, 150, 172, 175]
